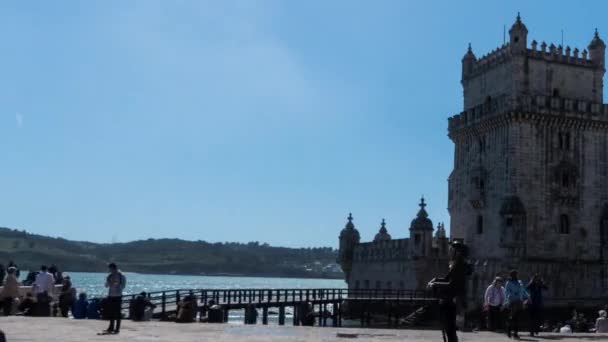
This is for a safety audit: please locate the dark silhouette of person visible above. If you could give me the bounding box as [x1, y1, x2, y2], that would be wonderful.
[176, 294, 198, 323]
[73, 292, 88, 319]
[428, 240, 470, 342]
[103, 263, 126, 334]
[18, 293, 36, 316]
[0, 264, 5, 286]
[130, 292, 156, 321]
[58, 276, 76, 317]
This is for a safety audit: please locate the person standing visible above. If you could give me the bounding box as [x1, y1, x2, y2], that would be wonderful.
[7, 261, 19, 279]
[504, 270, 528, 340]
[33, 265, 55, 296]
[0, 267, 19, 315]
[58, 276, 77, 318]
[596, 310, 608, 333]
[484, 276, 505, 331]
[102, 263, 126, 335]
[428, 240, 470, 342]
[526, 274, 548, 336]
[0, 264, 5, 286]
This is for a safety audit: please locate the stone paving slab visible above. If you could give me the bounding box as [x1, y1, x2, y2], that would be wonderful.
[1, 317, 608, 341]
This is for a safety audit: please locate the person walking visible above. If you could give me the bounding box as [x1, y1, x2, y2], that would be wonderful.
[504, 270, 528, 340]
[428, 240, 470, 342]
[526, 274, 548, 336]
[102, 263, 126, 335]
[0, 267, 19, 315]
[484, 276, 505, 331]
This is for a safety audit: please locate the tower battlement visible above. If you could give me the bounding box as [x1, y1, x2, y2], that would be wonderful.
[448, 94, 608, 134]
[461, 14, 605, 112]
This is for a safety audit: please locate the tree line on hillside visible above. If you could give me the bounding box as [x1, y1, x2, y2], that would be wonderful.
[0, 228, 342, 278]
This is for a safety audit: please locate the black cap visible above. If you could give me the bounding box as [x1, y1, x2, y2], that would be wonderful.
[108, 262, 117, 269]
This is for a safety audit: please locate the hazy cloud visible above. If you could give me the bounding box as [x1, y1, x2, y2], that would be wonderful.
[15, 113, 23, 128]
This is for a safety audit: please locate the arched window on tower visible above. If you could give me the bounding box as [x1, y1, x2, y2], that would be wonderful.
[484, 96, 492, 112]
[553, 88, 560, 97]
[477, 215, 484, 234]
[558, 132, 571, 150]
[562, 174, 570, 188]
[560, 214, 570, 234]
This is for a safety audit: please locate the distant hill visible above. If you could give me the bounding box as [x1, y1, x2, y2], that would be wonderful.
[0, 227, 343, 279]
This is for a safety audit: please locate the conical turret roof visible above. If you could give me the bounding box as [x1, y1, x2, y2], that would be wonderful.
[410, 197, 433, 231]
[374, 219, 391, 241]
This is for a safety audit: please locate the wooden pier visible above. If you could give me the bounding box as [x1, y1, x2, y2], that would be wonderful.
[115, 288, 437, 327]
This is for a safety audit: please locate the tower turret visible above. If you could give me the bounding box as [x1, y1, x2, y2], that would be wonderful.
[338, 213, 360, 280]
[409, 198, 434, 257]
[462, 43, 476, 81]
[509, 13, 528, 54]
[374, 219, 392, 242]
[589, 29, 606, 68]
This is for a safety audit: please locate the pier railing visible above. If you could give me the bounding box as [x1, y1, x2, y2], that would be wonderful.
[117, 287, 435, 325]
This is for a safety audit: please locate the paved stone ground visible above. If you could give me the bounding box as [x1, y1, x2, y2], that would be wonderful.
[1, 317, 608, 341]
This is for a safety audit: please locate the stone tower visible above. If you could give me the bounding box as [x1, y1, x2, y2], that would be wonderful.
[448, 14, 608, 298]
[338, 213, 360, 281]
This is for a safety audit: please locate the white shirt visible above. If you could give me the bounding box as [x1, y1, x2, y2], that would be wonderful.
[484, 284, 505, 307]
[596, 317, 608, 333]
[560, 325, 572, 333]
[34, 271, 55, 295]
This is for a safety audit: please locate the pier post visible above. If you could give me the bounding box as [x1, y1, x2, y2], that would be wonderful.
[293, 304, 299, 326]
[262, 306, 268, 325]
[278, 306, 285, 325]
[331, 302, 338, 327]
[161, 292, 166, 319]
[322, 303, 328, 327]
[337, 302, 342, 327]
[223, 308, 229, 323]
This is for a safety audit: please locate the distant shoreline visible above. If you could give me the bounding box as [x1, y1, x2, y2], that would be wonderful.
[57, 270, 344, 281]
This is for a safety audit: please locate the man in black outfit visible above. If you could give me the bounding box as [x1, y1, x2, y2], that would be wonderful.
[428, 240, 470, 342]
[102, 263, 126, 335]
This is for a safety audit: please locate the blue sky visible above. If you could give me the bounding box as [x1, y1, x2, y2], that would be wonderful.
[0, 1, 605, 247]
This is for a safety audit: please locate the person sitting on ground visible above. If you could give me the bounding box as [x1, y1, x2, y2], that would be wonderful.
[130, 292, 156, 321]
[87, 298, 101, 319]
[18, 293, 36, 316]
[244, 304, 258, 324]
[299, 302, 315, 326]
[35, 291, 52, 316]
[0, 267, 19, 316]
[596, 310, 608, 333]
[58, 276, 77, 318]
[72, 293, 88, 319]
[176, 294, 198, 323]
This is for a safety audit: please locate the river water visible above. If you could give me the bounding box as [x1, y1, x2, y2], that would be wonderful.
[59, 272, 346, 297]
[56, 272, 346, 324]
